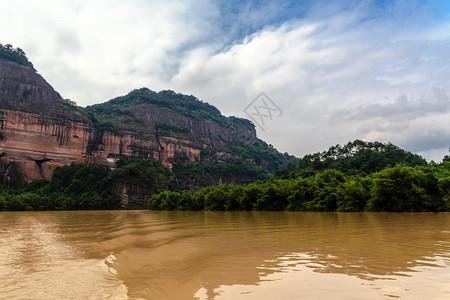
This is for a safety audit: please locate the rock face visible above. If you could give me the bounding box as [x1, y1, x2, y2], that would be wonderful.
[0, 57, 257, 186]
[0, 109, 91, 185]
[0, 58, 61, 112]
[0, 57, 93, 186]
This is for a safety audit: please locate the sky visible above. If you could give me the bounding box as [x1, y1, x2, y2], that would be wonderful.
[1, 0, 449, 161]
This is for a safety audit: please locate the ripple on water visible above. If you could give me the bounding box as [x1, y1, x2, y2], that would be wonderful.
[1, 211, 450, 299]
[0, 214, 128, 300]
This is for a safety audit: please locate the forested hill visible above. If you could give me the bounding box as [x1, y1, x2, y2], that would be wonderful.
[82, 87, 298, 175]
[85, 88, 252, 129]
[275, 140, 428, 178]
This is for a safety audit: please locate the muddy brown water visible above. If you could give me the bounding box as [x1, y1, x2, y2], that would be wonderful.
[1, 211, 449, 299]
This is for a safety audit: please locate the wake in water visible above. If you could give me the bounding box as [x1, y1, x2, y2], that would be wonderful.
[0, 213, 128, 300]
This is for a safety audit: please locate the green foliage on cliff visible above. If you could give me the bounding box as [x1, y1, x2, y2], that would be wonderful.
[167, 157, 271, 189]
[155, 122, 190, 134]
[83, 88, 256, 145]
[155, 122, 192, 139]
[0, 43, 34, 69]
[84, 88, 252, 129]
[227, 139, 298, 173]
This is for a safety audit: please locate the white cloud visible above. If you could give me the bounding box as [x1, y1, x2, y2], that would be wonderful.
[170, 4, 450, 161]
[0, 0, 449, 161]
[0, 0, 221, 104]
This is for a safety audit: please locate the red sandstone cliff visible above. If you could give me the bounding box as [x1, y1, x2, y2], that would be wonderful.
[0, 57, 256, 186]
[0, 57, 93, 185]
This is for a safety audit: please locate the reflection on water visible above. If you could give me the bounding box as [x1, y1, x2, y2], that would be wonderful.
[0, 211, 449, 299]
[0, 213, 127, 299]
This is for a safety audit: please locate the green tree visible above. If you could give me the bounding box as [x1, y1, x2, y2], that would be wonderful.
[0, 43, 34, 69]
[368, 165, 442, 212]
[336, 178, 371, 212]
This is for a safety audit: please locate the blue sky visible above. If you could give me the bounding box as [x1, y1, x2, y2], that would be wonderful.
[0, 0, 449, 161]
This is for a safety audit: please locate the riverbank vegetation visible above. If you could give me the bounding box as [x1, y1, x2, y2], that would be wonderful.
[0, 156, 269, 211]
[0, 140, 448, 212]
[148, 141, 449, 212]
[148, 163, 449, 212]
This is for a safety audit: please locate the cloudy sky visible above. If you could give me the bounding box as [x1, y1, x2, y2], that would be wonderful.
[1, 0, 449, 161]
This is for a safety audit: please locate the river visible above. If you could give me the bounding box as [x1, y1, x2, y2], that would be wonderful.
[0, 211, 449, 299]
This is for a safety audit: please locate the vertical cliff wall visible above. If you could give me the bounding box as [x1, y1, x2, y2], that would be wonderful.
[0, 109, 92, 184]
[0, 57, 95, 185]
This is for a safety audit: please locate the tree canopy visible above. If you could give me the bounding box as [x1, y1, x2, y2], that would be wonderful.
[84, 88, 253, 129]
[1, 141, 448, 212]
[148, 163, 449, 212]
[275, 140, 427, 178]
[0, 43, 34, 69]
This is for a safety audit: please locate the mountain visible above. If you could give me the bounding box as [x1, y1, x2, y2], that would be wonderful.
[0, 44, 296, 194]
[84, 87, 257, 164]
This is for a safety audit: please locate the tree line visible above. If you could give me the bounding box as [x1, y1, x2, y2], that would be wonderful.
[149, 141, 449, 212]
[148, 163, 449, 212]
[0, 156, 270, 211]
[0, 140, 448, 212]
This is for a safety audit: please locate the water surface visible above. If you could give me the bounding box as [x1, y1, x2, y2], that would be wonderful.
[0, 211, 449, 299]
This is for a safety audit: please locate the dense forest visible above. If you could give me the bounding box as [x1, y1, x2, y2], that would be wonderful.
[149, 141, 449, 212]
[0, 155, 271, 211]
[274, 140, 429, 178]
[0, 140, 448, 212]
[149, 163, 449, 212]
